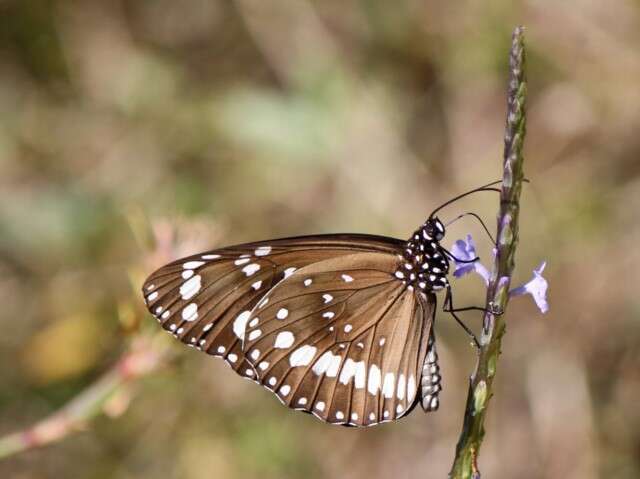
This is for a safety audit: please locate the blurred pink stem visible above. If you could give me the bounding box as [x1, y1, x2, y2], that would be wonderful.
[0, 335, 169, 460]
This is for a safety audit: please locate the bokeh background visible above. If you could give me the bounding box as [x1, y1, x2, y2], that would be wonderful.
[1, 1, 639, 478]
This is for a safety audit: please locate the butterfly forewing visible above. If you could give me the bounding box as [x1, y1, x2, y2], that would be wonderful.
[241, 251, 436, 427]
[141, 235, 404, 380]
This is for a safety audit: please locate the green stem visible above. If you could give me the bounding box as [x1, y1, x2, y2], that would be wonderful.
[449, 26, 527, 479]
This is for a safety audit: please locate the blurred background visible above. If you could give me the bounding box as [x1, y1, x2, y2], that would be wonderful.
[1, 1, 639, 478]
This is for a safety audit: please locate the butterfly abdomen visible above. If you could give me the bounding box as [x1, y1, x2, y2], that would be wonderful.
[420, 333, 442, 412]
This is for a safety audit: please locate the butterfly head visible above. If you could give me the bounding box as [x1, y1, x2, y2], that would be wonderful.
[423, 217, 446, 242]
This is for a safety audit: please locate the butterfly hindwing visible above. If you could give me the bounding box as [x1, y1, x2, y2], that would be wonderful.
[241, 251, 436, 427]
[142, 235, 404, 380]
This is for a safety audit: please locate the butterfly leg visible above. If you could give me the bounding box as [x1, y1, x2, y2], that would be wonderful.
[442, 287, 481, 348]
[442, 290, 504, 316]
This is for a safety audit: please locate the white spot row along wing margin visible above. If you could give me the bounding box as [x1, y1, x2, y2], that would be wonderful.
[240, 251, 435, 427]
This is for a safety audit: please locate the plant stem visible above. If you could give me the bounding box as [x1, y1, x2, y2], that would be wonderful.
[448, 26, 527, 479]
[0, 335, 170, 461]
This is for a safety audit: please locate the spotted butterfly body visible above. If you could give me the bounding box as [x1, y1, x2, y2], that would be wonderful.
[143, 219, 450, 427]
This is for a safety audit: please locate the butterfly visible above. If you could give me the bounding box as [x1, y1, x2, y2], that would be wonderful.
[141, 182, 500, 427]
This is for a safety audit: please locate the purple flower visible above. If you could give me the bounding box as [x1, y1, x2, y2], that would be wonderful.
[450, 235, 490, 285]
[450, 235, 549, 314]
[509, 261, 549, 313]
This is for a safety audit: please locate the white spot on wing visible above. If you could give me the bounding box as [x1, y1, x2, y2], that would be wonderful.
[368, 365, 381, 395]
[234, 258, 250, 266]
[303, 278, 312, 286]
[274, 331, 294, 348]
[259, 361, 269, 370]
[315, 401, 325, 412]
[344, 324, 352, 333]
[242, 263, 261, 276]
[341, 274, 354, 282]
[284, 267, 297, 278]
[233, 311, 251, 339]
[181, 303, 198, 322]
[383, 373, 395, 399]
[255, 246, 272, 256]
[298, 397, 307, 405]
[183, 261, 205, 269]
[147, 291, 158, 301]
[322, 294, 333, 303]
[180, 275, 202, 300]
[182, 270, 194, 279]
[326, 354, 342, 377]
[248, 329, 262, 341]
[201, 254, 220, 259]
[354, 361, 366, 389]
[339, 358, 356, 384]
[408, 375, 417, 401]
[397, 374, 406, 400]
[279, 385, 291, 396]
[322, 312, 335, 319]
[250, 349, 260, 360]
[251, 280, 262, 290]
[227, 353, 238, 363]
[312, 351, 333, 375]
[289, 345, 317, 367]
[276, 308, 289, 320]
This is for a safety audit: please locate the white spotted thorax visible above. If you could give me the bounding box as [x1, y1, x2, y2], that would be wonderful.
[396, 217, 450, 294]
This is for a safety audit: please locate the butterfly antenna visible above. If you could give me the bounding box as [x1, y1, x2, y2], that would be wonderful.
[428, 180, 502, 219]
[428, 178, 531, 220]
[445, 212, 496, 244]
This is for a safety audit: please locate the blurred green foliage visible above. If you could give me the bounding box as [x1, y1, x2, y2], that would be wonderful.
[1, 1, 639, 478]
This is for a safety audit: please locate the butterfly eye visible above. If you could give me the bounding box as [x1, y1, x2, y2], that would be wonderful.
[433, 218, 446, 240]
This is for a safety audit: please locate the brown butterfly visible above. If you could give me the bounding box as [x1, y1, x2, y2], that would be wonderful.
[142, 182, 500, 427]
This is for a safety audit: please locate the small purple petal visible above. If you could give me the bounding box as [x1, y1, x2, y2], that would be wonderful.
[451, 234, 477, 261]
[451, 235, 490, 285]
[509, 261, 549, 313]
